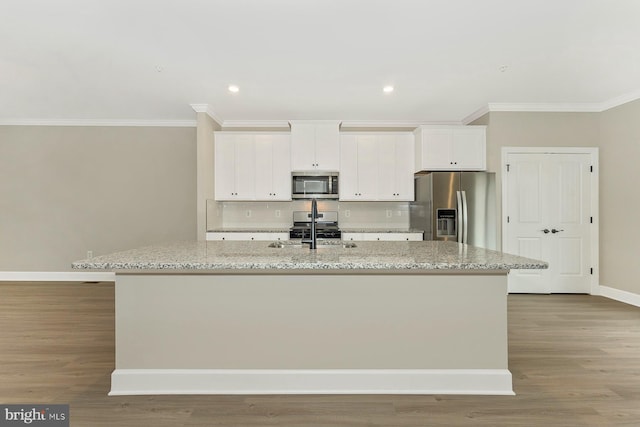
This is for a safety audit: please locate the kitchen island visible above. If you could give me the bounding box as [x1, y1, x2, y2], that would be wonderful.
[73, 240, 546, 396]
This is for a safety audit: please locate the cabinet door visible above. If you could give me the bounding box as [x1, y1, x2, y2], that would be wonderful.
[377, 134, 414, 201]
[452, 128, 486, 170]
[341, 232, 363, 241]
[314, 123, 340, 170]
[214, 134, 237, 200]
[291, 124, 316, 171]
[233, 134, 256, 199]
[394, 134, 415, 200]
[254, 135, 274, 200]
[270, 134, 292, 200]
[377, 135, 397, 200]
[339, 134, 359, 201]
[420, 128, 453, 170]
[355, 135, 378, 199]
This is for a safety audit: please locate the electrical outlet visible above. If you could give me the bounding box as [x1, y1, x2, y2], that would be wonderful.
[245, 210, 251, 218]
[275, 210, 281, 218]
[344, 210, 351, 218]
[87, 250, 93, 259]
[386, 210, 392, 218]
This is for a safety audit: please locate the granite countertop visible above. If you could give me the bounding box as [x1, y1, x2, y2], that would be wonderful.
[72, 240, 547, 272]
[207, 229, 290, 233]
[340, 228, 424, 233]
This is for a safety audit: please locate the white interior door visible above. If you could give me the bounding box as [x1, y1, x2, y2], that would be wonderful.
[504, 151, 594, 294]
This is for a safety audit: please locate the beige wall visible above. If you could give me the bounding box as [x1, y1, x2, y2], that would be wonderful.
[197, 114, 221, 239]
[599, 99, 640, 294]
[472, 103, 640, 295]
[0, 126, 197, 271]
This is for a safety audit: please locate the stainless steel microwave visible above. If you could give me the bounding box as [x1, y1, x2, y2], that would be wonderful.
[291, 172, 339, 199]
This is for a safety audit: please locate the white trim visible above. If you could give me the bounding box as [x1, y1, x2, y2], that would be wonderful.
[0, 271, 115, 282]
[189, 104, 223, 126]
[461, 105, 490, 125]
[222, 120, 290, 128]
[0, 119, 196, 127]
[463, 90, 640, 122]
[109, 368, 514, 396]
[598, 89, 640, 111]
[340, 120, 462, 128]
[599, 286, 640, 308]
[501, 147, 599, 295]
[487, 102, 602, 113]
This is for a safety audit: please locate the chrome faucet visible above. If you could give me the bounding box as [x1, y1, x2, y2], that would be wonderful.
[302, 198, 318, 249]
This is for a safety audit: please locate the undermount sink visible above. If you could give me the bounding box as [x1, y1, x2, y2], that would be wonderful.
[268, 241, 357, 249]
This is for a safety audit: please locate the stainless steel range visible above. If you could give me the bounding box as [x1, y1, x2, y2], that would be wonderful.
[289, 211, 341, 240]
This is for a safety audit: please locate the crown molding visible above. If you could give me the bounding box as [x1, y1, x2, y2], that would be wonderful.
[461, 105, 490, 125]
[599, 89, 640, 111]
[487, 102, 603, 112]
[340, 120, 461, 129]
[0, 119, 196, 127]
[190, 104, 224, 126]
[462, 90, 640, 123]
[222, 120, 290, 128]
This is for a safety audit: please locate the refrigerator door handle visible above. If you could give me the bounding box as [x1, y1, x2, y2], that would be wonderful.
[456, 191, 463, 243]
[461, 190, 469, 244]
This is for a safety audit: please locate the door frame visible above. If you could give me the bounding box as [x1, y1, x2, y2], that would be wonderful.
[501, 147, 600, 295]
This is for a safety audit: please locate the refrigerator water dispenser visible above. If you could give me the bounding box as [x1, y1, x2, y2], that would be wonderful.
[436, 209, 456, 238]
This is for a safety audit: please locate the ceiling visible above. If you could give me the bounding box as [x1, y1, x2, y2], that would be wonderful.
[2, 0, 640, 126]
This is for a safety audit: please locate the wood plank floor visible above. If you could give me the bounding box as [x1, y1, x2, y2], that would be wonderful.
[1, 282, 639, 426]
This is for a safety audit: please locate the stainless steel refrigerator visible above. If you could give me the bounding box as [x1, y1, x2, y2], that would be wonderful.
[409, 172, 497, 250]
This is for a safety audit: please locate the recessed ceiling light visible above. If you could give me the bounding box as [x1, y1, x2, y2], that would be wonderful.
[228, 85, 239, 93]
[383, 86, 394, 93]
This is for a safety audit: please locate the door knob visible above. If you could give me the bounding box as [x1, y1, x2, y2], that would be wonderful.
[551, 229, 564, 234]
[541, 229, 550, 234]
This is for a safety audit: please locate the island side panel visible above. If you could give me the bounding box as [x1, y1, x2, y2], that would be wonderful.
[114, 273, 508, 370]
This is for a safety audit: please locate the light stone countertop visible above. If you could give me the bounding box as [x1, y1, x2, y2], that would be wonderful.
[206, 229, 290, 233]
[340, 228, 424, 233]
[72, 240, 547, 272]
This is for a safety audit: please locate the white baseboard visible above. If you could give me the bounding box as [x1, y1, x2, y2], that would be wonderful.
[599, 285, 640, 308]
[109, 369, 514, 396]
[0, 271, 115, 282]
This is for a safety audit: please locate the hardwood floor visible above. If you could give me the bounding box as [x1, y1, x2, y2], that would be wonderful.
[1, 282, 639, 426]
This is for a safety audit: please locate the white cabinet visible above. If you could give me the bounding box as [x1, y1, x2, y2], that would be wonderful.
[214, 133, 256, 200]
[214, 132, 291, 201]
[414, 125, 486, 171]
[290, 121, 340, 171]
[339, 132, 414, 201]
[206, 232, 289, 241]
[342, 232, 423, 241]
[254, 134, 291, 200]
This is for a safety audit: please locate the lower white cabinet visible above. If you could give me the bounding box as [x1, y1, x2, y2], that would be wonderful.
[206, 232, 289, 241]
[342, 232, 423, 241]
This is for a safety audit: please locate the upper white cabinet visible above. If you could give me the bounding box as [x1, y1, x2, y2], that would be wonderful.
[214, 132, 291, 201]
[254, 134, 291, 200]
[414, 125, 486, 171]
[214, 133, 256, 200]
[339, 132, 414, 201]
[290, 121, 340, 171]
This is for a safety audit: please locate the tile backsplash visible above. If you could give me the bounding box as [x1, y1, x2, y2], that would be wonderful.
[207, 200, 410, 230]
